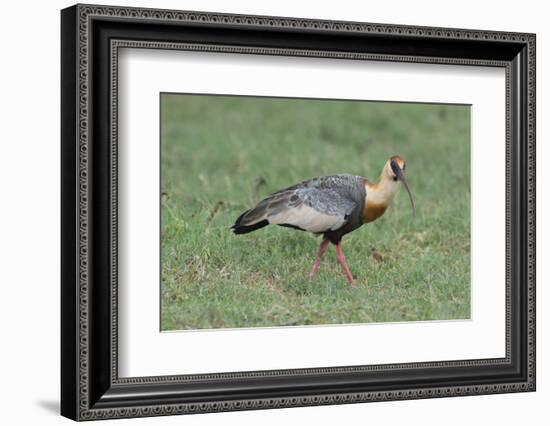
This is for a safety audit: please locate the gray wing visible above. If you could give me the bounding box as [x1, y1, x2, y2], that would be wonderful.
[237, 175, 363, 233]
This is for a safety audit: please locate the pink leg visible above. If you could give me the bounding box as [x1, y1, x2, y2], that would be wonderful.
[309, 239, 330, 280]
[336, 241, 354, 284]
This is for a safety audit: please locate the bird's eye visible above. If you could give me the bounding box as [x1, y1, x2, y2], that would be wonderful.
[390, 160, 400, 176]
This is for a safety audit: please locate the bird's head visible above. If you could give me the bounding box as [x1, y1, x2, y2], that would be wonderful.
[383, 155, 415, 216]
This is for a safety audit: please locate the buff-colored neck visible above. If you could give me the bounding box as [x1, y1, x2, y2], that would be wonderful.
[361, 162, 400, 223]
[365, 162, 400, 205]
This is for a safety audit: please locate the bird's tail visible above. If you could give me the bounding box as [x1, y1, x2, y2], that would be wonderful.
[231, 208, 269, 234]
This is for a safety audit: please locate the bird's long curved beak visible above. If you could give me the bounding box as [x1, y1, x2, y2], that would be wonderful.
[395, 168, 415, 216]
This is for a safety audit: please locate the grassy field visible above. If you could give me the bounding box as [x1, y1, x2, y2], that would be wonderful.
[160, 94, 471, 330]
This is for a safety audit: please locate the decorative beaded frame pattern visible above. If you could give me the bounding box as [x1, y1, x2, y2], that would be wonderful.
[70, 4, 535, 420]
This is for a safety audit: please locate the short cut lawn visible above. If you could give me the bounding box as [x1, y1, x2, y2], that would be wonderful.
[160, 94, 470, 330]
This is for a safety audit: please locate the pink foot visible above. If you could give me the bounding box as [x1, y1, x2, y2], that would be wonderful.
[309, 239, 329, 280]
[336, 241, 355, 285]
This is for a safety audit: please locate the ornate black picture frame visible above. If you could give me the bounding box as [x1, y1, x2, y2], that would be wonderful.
[61, 3, 536, 421]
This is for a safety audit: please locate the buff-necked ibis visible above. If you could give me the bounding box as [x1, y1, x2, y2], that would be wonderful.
[231, 155, 415, 284]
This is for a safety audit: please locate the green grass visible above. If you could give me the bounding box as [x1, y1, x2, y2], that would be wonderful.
[160, 94, 471, 330]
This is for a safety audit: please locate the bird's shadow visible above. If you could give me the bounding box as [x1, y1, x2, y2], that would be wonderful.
[35, 400, 59, 415]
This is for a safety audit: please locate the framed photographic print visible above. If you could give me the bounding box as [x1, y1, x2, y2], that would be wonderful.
[61, 4, 536, 421]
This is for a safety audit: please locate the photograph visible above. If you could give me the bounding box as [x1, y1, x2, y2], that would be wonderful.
[58, 3, 536, 421]
[160, 94, 471, 331]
